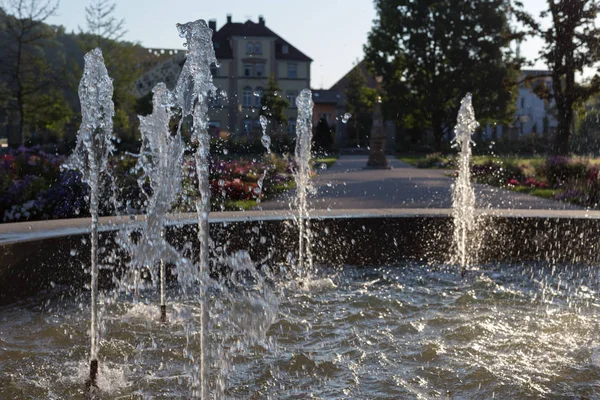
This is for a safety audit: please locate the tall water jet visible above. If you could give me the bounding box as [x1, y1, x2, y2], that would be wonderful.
[173, 19, 217, 398]
[135, 82, 185, 321]
[293, 89, 314, 279]
[255, 115, 271, 203]
[451, 93, 479, 276]
[64, 48, 115, 390]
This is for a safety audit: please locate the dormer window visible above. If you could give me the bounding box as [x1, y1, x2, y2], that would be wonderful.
[282, 44, 289, 54]
[254, 42, 262, 54]
[247, 42, 253, 54]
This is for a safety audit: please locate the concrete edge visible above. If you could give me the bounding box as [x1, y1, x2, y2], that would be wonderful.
[2, 208, 600, 246]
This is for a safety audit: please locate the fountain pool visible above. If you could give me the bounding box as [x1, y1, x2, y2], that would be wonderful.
[0, 262, 598, 399]
[1, 211, 600, 398]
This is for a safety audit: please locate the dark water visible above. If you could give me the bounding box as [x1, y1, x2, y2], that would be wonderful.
[1, 264, 599, 399]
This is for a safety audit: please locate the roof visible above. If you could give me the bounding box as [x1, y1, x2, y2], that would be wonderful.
[212, 17, 312, 62]
[330, 60, 378, 92]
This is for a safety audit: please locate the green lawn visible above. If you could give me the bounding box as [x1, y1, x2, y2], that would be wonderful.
[313, 155, 339, 169]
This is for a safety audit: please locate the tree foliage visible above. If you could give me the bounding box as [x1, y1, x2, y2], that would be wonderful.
[79, 0, 139, 143]
[344, 65, 377, 147]
[313, 117, 333, 153]
[0, 0, 66, 146]
[260, 74, 289, 134]
[365, 0, 520, 151]
[514, 0, 600, 155]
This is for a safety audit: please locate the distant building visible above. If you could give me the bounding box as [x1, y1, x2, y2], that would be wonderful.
[482, 70, 558, 139]
[315, 61, 395, 152]
[135, 15, 312, 138]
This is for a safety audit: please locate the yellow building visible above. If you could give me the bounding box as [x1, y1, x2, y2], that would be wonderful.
[135, 15, 312, 139]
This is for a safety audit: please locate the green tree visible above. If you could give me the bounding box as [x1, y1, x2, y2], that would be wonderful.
[365, 0, 520, 151]
[344, 65, 377, 147]
[313, 117, 333, 153]
[0, 0, 63, 146]
[79, 0, 140, 144]
[259, 74, 289, 135]
[514, 0, 600, 155]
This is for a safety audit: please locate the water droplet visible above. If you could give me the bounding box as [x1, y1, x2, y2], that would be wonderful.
[262, 105, 267, 110]
[253, 91, 261, 97]
[326, 182, 332, 187]
[223, 148, 229, 155]
[342, 113, 352, 123]
[70, 249, 77, 256]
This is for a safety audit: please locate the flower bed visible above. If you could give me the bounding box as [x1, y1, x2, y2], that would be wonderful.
[469, 156, 600, 207]
[0, 147, 294, 223]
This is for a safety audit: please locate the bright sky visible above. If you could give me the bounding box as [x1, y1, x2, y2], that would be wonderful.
[46, 0, 551, 88]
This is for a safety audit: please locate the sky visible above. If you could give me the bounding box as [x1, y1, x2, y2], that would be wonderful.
[45, 0, 551, 89]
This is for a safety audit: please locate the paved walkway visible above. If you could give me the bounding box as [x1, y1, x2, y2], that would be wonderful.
[259, 155, 582, 211]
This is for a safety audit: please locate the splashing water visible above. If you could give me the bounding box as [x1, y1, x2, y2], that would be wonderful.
[452, 93, 479, 275]
[173, 19, 217, 398]
[63, 47, 115, 387]
[134, 82, 192, 316]
[293, 89, 315, 279]
[254, 115, 272, 203]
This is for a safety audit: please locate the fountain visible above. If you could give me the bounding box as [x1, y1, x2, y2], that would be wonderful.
[1, 16, 600, 400]
[63, 47, 116, 390]
[134, 81, 186, 321]
[452, 93, 479, 276]
[293, 89, 315, 279]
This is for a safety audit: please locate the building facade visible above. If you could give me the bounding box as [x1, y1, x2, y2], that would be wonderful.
[135, 15, 312, 139]
[482, 70, 558, 139]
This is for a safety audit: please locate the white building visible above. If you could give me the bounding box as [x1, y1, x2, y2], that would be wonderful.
[483, 70, 558, 139]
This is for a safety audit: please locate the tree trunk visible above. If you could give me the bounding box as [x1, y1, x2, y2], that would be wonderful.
[432, 114, 444, 152]
[554, 108, 572, 155]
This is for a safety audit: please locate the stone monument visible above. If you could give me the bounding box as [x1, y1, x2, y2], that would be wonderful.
[365, 97, 390, 169]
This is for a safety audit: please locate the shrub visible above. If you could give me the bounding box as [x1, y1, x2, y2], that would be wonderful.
[537, 156, 588, 187]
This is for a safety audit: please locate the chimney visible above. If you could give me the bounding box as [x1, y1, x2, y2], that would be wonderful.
[208, 19, 216, 31]
[258, 15, 265, 25]
[227, 14, 232, 24]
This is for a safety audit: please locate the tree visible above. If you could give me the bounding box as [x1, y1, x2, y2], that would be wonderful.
[0, 0, 61, 146]
[365, 0, 520, 151]
[344, 65, 377, 147]
[83, 0, 126, 43]
[259, 74, 289, 135]
[514, 0, 600, 155]
[313, 117, 333, 153]
[79, 0, 140, 143]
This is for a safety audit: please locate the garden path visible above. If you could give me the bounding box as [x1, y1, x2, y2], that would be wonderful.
[258, 155, 583, 211]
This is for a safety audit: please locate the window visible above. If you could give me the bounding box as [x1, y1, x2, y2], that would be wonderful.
[254, 87, 264, 107]
[255, 63, 265, 77]
[288, 119, 296, 135]
[282, 44, 289, 54]
[244, 63, 252, 77]
[254, 42, 262, 54]
[243, 119, 252, 134]
[521, 97, 525, 109]
[247, 42, 253, 54]
[243, 86, 252, 107]
[288, 63, 297, 78]
[287, 91, 297, 108]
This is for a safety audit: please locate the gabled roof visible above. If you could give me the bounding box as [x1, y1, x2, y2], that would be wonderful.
[330, 60, 378, 92]
[211, 17, 312, 62]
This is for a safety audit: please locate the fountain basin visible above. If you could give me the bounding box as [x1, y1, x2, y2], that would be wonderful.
[2, 209, 600, 305]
